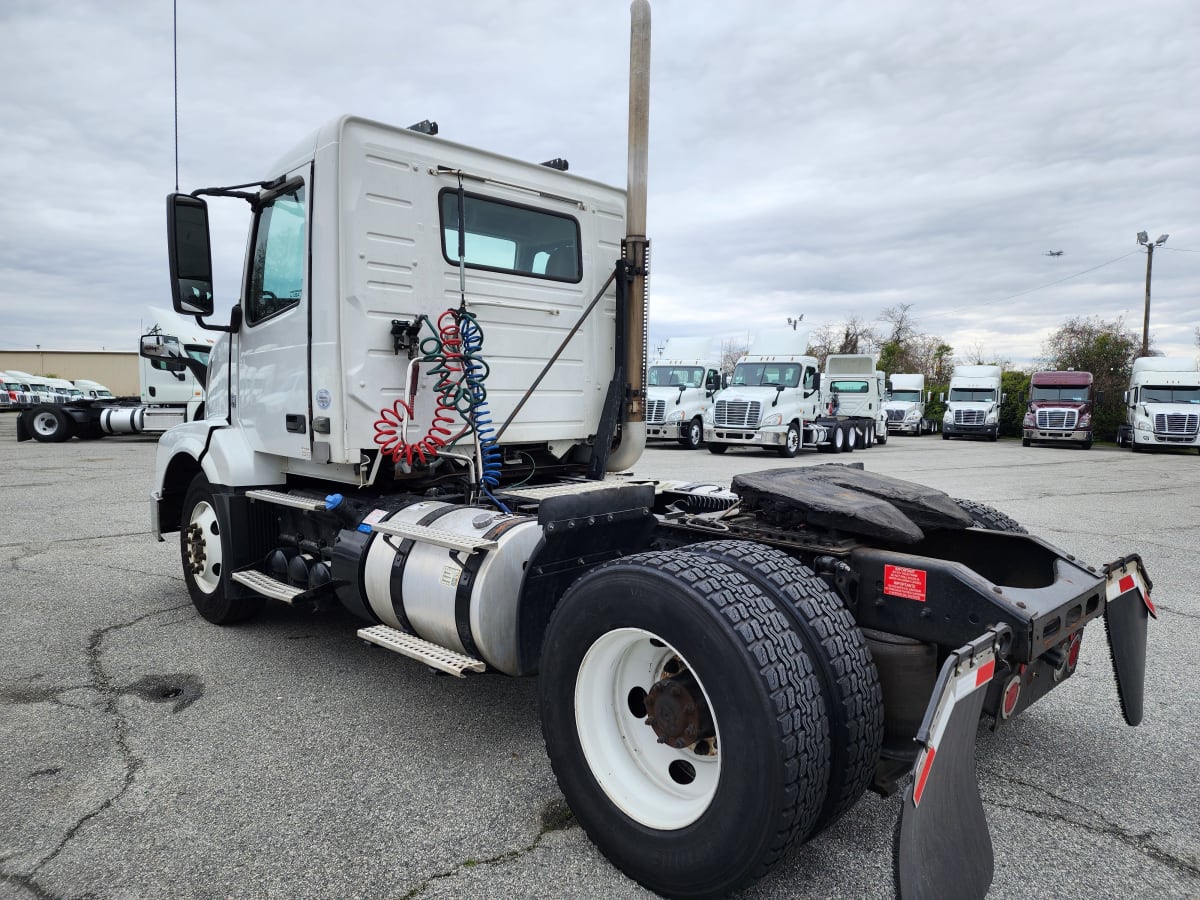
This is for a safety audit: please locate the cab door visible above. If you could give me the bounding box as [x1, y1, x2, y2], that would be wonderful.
[236, 170, 313, 460]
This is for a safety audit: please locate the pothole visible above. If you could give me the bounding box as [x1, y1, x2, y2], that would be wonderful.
[124, 674, 205, 713]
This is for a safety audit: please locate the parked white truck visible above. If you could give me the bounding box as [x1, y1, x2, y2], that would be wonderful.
[644, 336, 721, 449]
[822, 354, 889, 447]
[15, 330, 210, 443]
[942, 364, 1003, 441]
[1117, 356, 1200, 453]
[144, 5, 1154, 898]
[884, 373, 936, 435]
[704, 332, 862, 455]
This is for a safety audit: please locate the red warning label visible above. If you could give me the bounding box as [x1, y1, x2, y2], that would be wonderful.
[884, 564, 927, 602]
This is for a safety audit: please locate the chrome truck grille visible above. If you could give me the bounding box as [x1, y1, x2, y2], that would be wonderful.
[886, 409, 905, 422]
[714, 400, 762, 428]
[1036, 409, 1077, 430]
[954, 409, 985, 426]
[646, 399, 666, 424]
[1155, 413, 1199, 436]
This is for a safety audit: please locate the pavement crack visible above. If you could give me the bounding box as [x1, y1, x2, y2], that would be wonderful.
[401, 799, 576, 899]
[984, 770, 1200, 879]
[0, 868, 59, 900]
[24, 598, 192, 878]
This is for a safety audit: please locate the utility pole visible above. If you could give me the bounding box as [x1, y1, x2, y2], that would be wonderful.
[1136, 231, 1168, 357]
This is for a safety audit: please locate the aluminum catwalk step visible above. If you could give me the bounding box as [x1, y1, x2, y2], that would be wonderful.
[369, 520, 497, 554]
[357, 625, 487, 677]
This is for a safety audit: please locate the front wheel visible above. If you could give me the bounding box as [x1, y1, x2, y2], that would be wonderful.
[875, 425, 887, 445]
[678, 417, 704, 450]
[181, 475, 263, 625]
[776, 423, 802, 458]
[707, 443, 728, 455]
[539, 551, 830, 898]
[942, 431, 950, 441]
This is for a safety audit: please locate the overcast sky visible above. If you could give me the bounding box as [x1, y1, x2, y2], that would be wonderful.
[1, 0, 1196, 367]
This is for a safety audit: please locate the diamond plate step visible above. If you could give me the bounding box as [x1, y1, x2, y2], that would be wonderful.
[230, 570, 306, 603]
[370, 520, 497, 554]
[357, 625, 486, 677]
[245, 489, 328, 511]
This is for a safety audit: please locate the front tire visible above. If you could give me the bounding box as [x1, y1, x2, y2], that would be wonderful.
[707, 443, 728, 455]
[181, 474, 263, 624]
[539, 551, 830, 898]
[678, 417, 704, 450]
[776, 423, 802, 458]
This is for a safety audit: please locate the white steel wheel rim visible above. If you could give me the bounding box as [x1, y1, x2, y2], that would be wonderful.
[33, 411, 58, 436]
[689, 421, 701, 444]
[187, 499, 223, 593]
[787, 427, 799, 452]
[575, 627, 721, 830]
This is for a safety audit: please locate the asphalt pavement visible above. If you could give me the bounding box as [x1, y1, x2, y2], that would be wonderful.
[1, 414, 1197, 899]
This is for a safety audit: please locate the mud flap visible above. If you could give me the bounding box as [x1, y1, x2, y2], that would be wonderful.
[895, 626, 1009, 900]
[1102, 555, 1155, 727]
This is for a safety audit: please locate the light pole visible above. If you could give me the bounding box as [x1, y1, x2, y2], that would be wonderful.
[787, 315, 803, 331]
[1136, 231, 1168, 357]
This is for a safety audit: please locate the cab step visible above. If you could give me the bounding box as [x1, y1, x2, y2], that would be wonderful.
[245, 489, 328, 511]
[357, 625, 486, 677]
[230, 570, 306, 604]
[369, 520, 497, 554]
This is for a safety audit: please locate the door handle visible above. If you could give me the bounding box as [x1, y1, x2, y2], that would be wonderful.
[285, 414, 306, 434]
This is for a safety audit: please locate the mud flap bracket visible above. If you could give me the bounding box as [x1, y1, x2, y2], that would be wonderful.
[895, 624, 1010, 900]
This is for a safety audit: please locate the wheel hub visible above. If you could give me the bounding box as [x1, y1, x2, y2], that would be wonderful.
[644, 672, 714, 749]
[185, 522, 207, 575]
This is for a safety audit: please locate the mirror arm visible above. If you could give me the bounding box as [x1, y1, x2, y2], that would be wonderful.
[192, 304, 242, 335]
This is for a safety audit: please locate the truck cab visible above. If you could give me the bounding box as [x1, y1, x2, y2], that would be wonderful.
[644, 337, 721, 449]
[942, 364, 1002, 441]
[821, 355, 888, 445]
[884, 373, 932, 435]
[1120, 357, 1200, 453]
[1022, 370, 1094, 449]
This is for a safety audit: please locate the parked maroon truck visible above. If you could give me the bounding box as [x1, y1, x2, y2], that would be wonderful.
[1023, 370, 1095, 449]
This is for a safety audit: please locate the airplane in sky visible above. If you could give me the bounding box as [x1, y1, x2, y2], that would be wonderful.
[1044, 250, 1064, 256]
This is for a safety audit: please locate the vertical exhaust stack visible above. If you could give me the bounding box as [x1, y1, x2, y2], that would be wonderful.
[606, 0, 651, 471]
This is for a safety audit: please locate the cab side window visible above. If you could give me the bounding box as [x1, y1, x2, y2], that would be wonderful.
[247, 183, 306, 325]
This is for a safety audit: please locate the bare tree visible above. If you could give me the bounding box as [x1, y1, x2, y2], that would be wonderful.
[718, 338, 748, 377]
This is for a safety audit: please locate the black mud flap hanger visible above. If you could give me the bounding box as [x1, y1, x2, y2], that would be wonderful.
[896, 624, 1010, 900]
[1102, 553, 1155, 726]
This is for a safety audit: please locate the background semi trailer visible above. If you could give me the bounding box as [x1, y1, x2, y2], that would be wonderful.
[16, 330, 210, 443]
[942, 364, 1003, 441]
[147, 4, 1153, 898]
[644, 336, 722, 449]
[885, 373, 937, 435]
[1023, 370, 1095, 449]
[1117, 356, 1200, 453]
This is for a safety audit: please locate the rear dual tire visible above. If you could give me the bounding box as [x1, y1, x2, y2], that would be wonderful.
[539, 546, 884, 897]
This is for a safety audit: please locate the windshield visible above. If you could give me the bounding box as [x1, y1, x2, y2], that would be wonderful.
[730, 362, 803, 388]
[949, 387, 996, 402]
[1142, 385, 1200, 404]
[1031, 386, 1089, 402]
[889, 390, 921, 402]
[648, 365, 704, 388]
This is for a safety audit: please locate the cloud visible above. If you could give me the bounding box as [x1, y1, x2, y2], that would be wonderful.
[0, 0, 1196, 370]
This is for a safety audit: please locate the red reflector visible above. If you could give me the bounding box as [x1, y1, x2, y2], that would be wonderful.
[913, 746, 937, 807]
[975, 659, 995, 687]
[1119, 574, 1135, 594]
[1067, 633, 1083, 671]
[1144, 593, 1156, 616]
[1002, 677, 1021, 718]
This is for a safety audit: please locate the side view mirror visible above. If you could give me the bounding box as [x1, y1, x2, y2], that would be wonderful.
[167, 193, 215, 317]
[141, 333, 185, 364]
[938, 391, 945, 403]
[1018, 391, 1026, 405]
[1096, 389, 1105, 405]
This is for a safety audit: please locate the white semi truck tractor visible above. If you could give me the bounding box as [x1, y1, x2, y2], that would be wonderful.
[1117, 356, 1200, 453]
[821, 354, 889, 447]
[146, 4, 1154, 897]
[942, 364, 1003, 441]
[884, 373, 935, 435]
[644, 336, 722, 449]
